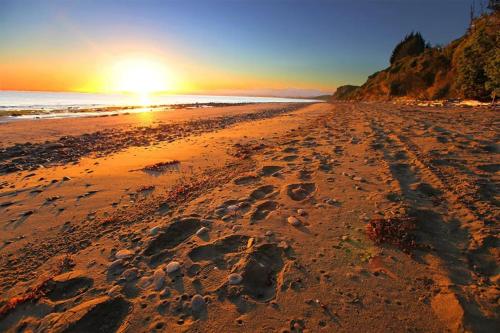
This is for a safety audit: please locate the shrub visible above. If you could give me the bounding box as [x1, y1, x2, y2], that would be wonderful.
[390, 32, 427, 64]
[455, 27, 497, 100]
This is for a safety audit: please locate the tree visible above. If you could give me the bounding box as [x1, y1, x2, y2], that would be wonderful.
[390, 32, 427, 65]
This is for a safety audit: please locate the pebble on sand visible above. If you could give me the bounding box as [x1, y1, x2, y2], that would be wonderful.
[166, 261, 181, 273]
[228, 273, 243, 285]
[297, 209, 306, 216]
[191, 294, 206, 312]
[287, 216, 301, 226]
[108, 259, 125, 274]
[153, 268, 165, 290]
[115, 249, 134, 259]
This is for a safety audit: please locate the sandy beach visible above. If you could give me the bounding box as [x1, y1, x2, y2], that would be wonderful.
[0, 102, 498, 332]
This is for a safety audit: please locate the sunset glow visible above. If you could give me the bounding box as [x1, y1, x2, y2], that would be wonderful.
[110, 58, 173, 95]
[0, 0, 473, 97]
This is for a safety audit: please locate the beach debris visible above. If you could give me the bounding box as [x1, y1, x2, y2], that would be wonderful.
[365, 216, 416, 253]
[142, 160, 180, 173]
[231, 142, 266, 159]
[166, 261, 181, 273]
[228, 273, 243, 285]
[137, 185, 155, 193]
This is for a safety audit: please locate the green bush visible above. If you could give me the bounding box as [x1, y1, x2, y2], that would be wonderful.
[455, 26, 497, 100]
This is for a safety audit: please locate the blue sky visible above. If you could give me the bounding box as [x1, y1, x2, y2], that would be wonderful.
[0, 0, 476, 95]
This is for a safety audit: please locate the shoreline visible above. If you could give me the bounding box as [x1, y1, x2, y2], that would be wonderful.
[0, 91, 323, 121]
[0, 102, 275, 122]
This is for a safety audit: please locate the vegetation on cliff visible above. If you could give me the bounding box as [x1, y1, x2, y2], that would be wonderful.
[333, 9, 499, 102]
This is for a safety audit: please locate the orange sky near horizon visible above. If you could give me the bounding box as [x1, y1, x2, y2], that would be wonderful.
[0, 50, 333, 95]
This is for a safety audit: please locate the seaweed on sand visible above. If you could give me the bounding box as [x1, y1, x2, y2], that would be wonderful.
[365, 216, 417, 253]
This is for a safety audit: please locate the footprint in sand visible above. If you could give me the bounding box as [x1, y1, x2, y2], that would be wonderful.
[286, 183, 316, 201]
[45, 270, 94, 301]
[233, 243, 285, 302]
[298, 169, 313, 181]
[250, 201, 278, 223]
[215, 199, 252, 218]
[143, 218, 202, 256]
[39, 296, 131, 333]
[249, 185, 277, 201]
[187, 235, 251, 291]
[188, 234, 250, 264]
[260, 165, 283, 177]
[234, 174, 260, 186]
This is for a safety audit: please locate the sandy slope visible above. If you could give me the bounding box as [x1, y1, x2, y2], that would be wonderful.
[0, 102, 498, 332]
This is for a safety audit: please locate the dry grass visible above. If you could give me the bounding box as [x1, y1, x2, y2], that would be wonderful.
[142, 160, 181, 173]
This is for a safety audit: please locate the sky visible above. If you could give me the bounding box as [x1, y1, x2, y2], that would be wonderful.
[0, 0, 475, 97]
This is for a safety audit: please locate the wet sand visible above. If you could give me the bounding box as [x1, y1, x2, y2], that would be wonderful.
[0, 102, 498, 332]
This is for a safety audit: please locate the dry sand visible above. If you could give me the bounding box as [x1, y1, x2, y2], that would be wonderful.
[0, 102, 498, 332]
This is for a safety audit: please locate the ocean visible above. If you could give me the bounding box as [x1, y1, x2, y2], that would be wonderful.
[0, 91, 321, 120]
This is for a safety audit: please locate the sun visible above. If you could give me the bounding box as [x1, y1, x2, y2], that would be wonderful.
[111, 57, 173, 96]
